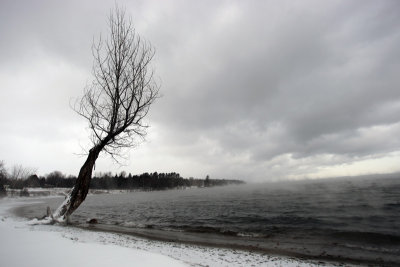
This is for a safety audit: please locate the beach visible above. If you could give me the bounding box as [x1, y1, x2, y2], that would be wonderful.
[0, 198, 186, 267]
[0, 197, 355, 267]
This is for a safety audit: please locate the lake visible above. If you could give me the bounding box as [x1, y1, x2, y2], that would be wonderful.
[16, 175, 400, 266]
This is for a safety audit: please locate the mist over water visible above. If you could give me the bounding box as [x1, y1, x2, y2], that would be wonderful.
[18, 175, 400, 265]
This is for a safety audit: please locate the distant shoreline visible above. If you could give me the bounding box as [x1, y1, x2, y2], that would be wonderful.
[3, 183, 246, 199]
[1, 171, 245, 194]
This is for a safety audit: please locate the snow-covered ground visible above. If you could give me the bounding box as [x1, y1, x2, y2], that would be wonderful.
[0, 199, 186, 267]
[0, 198, 360, 267]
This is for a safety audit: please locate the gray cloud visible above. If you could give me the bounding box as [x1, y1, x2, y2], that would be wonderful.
[1, 0, 399, 180]
[154, 1, 400, 145]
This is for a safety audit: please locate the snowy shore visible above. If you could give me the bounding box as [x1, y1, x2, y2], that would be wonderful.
[0, 198, 359, 267]
[0, 198, 187, 267]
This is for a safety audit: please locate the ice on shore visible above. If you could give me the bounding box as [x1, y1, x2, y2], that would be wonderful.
[0, 198, 355, 267]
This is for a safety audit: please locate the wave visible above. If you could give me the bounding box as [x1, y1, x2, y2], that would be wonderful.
[383, 202, 400, 211]
[331, 231, 400, 245]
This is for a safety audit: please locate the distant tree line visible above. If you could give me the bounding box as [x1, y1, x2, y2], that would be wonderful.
[89, 172, 243, 190]
[0, 161, 244, 197]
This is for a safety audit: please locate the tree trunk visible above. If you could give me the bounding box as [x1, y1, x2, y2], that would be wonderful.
[53, 145, 102, 221]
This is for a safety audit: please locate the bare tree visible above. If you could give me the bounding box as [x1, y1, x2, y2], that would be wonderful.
[52, 6, 159, 222]
[10, 164, 36, 180]
[0, 160, 7, 179]
[0, 161, 7, 197]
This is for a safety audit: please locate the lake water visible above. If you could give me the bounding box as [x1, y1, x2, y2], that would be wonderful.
[16, 175, 400, 266]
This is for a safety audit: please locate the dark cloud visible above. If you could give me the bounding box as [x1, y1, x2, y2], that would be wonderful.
[152, 1, 400, 158]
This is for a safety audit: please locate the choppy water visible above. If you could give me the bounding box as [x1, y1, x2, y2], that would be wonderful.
[17, 175, 400, 266]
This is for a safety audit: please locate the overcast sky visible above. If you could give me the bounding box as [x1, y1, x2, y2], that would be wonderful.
[1, 0, 400, 181]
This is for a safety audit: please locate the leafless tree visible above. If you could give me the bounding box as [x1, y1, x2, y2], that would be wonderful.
[0, 161, 7, 179]
[0, 161, 6, 197]
[10, 164, 36, 180]
[52, 6, 159, 222]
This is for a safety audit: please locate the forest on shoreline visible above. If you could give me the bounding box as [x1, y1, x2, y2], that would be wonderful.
[0, 165, 244, 197]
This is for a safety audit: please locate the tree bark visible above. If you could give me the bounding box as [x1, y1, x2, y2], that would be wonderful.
[53, 145, 102, 221]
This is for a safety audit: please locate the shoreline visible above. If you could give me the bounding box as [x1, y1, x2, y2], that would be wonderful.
[0, 197, 187, 267]
[4, 197, 367, 267]
[76, 223, 382, 267]
[12, 197, 398, 267]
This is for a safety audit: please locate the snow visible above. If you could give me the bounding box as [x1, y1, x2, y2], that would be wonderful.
[0, 198, 359, 267]
[0, 199, 187, 267]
